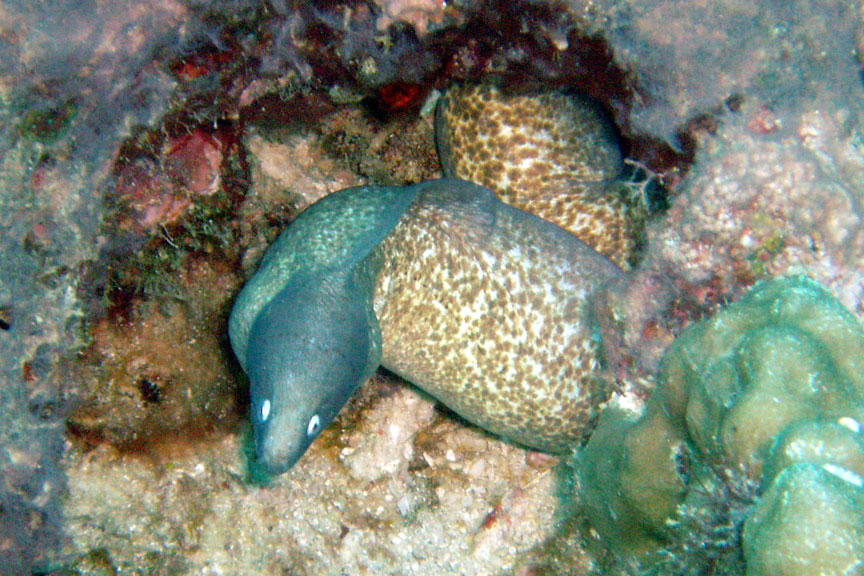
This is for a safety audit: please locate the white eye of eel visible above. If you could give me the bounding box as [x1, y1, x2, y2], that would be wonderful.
[307, 414, 321, 437]
[260, 399, 271, 422]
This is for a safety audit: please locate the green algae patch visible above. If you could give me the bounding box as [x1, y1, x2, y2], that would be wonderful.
[578, 276, 864, 574]
[20, 100, 78, 143]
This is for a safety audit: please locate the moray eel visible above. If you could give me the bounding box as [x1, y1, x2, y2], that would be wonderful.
[229, 84, 637, 474]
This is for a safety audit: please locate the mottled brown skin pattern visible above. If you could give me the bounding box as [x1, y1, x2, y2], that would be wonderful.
[437, 84, 644, 269]
[372, 181, 621, 452]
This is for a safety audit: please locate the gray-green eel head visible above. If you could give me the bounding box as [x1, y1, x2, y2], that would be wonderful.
[228, 184, 420, 474]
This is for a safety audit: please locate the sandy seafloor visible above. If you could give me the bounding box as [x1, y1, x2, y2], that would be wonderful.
[2, 0, 864, 574]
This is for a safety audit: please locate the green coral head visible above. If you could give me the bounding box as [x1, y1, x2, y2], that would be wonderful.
[578, 275, 864, 571]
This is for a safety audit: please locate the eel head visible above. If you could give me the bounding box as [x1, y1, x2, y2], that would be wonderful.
[243, 270, 381, 474]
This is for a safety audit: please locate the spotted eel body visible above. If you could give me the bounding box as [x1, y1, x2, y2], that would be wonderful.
[373, 180, 621, 453]
[437, 84, 644, 269]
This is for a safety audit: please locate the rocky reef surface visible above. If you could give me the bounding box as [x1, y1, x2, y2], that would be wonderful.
[0, 0, 862, 574]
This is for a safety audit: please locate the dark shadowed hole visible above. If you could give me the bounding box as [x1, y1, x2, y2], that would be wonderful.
[137, 377, 162, 404]
[0, 305, 11, 331]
